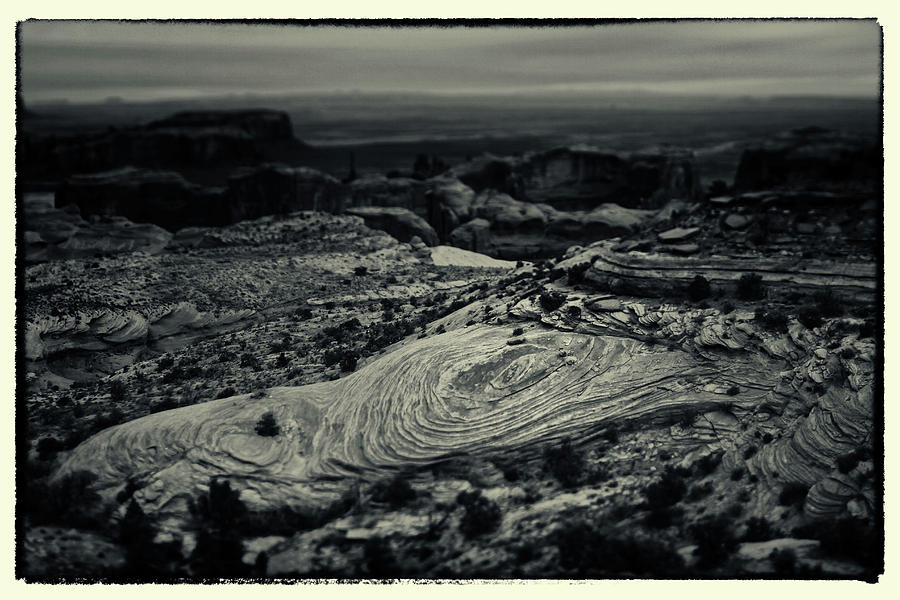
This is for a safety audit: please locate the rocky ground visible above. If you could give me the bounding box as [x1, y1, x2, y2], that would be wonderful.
[19, 198, 880, 581]
[17, 115, 882, 581]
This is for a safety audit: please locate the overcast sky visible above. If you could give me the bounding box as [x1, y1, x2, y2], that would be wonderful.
[19, 20, 882, 103]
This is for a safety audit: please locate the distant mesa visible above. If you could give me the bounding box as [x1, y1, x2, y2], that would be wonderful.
[19, 108, 305, 177]
[146, 109, 295, 142]
[733, 128, 881, 193]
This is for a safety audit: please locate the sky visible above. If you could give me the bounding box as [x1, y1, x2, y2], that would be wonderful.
[18, 20, 882, 104]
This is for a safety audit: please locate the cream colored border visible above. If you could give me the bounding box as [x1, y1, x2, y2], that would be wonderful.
[1, 3, 894, 596]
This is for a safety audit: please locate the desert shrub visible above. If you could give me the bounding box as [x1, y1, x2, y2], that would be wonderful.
[240, 353, 261, 370]
[567, 263, 590, 285]
[730, 468, 745, 481]
[150, 397, 180, 414]
[793, 517, 880, 571]
[296, 307, 314, 320]
[743, 516, 777, 542]
[93, 407, 125, 431]
[370, 475, 416, 509]
[216, 387, 236, 399]
[644, 466, 686, 510]
[110, 379, 128, 402]
[770, 548, 797, 575]
[275, 353, 291, 368]
[539, 291, 566, 312]
[686, 482, 714, 502]
[157, 356, 175, 371]
[778, 482, 810, 507]
[743, 445, 759, 460]
[836, 447, 870, 474]
[339, 352, 359, 372]
[36, 436, 65, 460]
[354, 266, 368, 276]
[512, 327, 524, 336]
[566, 305, 582, 318]
[457, 490, 501, 538]
[602, 427, 619, 444]
[645, 505, 683, 529]
[858, 319, 876, 339]
[694, 450, 724, 475]
[736, 273, 764, 300]
[813, 289, 842, 318]
[23, 470, 103, 529]
[798, 305, 823, 329]
[544, 438, 585, 488]
[755, 308, 790, 332]
[507, 338, 525, 346]
[255, 411, 280, 437]
[554, 520, 684, 577]
[727, 385, 740, 396]
[690, 514, 739, 569]
[687, 275, 712, 301]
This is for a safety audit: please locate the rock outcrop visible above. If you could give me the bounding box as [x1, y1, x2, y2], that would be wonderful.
[345, 206, 439, 246]
[515, 146, 703, 210]
[20, 109, 303, 177]
[225, 164, 344, 221]
[733, 128, 881, 192]
[579, 241, 876, 302]
[54, 168, 228, 231]
[55, 164, 344, 232]
[345, 176, 429, 218]
[55, 323, 785, 519]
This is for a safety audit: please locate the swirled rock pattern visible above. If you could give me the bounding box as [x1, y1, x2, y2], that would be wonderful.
[56, 323, 784, 519]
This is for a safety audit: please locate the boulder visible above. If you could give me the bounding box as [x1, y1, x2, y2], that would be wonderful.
[470, 189, 546, 232]
[426, 177, 476, 240]
[346, 206, 439, 246]
[724, 214, 752, 230]
[448, 218, 492, 254]
[658, 226, 701, 243]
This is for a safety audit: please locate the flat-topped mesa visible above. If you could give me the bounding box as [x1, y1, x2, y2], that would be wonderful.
[54, 164, 345, 232]
[146, 109, 295, 141]
[733, 127, 881, 193]
[20, 109, 302, 176]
